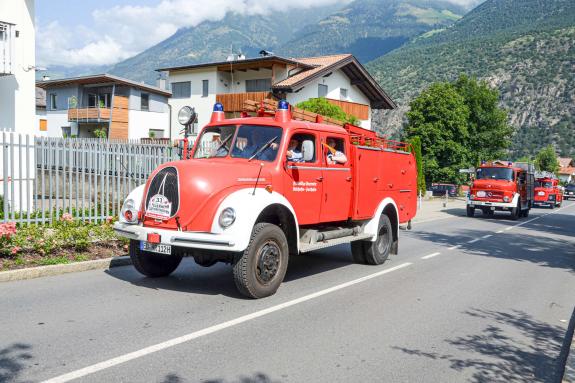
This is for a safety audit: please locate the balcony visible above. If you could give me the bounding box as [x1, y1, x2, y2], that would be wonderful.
[0, 22, 15, 76]
[68, 107, 111, 122]
[216, 91, 272, 112]
[325, 99, 370, 120]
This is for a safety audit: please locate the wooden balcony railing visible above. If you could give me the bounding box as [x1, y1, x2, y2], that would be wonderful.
[216, 91, 272, 112]
[325, 99, 370, 120]
[68, 107, 111, 121]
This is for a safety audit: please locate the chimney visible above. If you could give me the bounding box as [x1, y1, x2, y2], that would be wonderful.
[156, 77, 167, 90]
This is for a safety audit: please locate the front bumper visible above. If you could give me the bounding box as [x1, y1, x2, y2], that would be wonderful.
[114, 222, 240, 251]
[467, 200, 515, 209]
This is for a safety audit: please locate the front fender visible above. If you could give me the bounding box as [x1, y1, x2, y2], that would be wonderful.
[118, 184, 145, 224]
[210, 188, 300, 252]
[363, 197, 399, 241]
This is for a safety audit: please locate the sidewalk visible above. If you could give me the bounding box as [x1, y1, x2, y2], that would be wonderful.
[412, 198, 466, 224]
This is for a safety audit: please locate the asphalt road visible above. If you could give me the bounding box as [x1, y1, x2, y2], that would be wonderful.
[1, 201, 575, 383]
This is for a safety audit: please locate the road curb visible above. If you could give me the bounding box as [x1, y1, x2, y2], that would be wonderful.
[560, 306, 575, 383]
[0, 256, 132, 283]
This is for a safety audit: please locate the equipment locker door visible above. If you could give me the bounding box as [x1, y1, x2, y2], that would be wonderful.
[319, 135, 352, 222]
[283, 131, 323, 225]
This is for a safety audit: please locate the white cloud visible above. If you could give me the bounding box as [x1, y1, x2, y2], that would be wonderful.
[37, 0, 351, 67]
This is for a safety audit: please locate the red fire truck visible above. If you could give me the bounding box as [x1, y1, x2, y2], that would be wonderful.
[114, 101, 417, 298]
[466, 161, 534, 220]
[533, 173, 563, 208]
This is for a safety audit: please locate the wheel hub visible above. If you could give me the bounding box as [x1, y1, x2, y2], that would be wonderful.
[256, 241, 280, 283]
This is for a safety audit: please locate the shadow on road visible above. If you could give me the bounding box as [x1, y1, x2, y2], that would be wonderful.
[105, 245, 352, 298]
[410, 221, 575, 273]
[0, 343, 33, 383]
[159, 372, 281, 383]
[392, 308, 565, 382]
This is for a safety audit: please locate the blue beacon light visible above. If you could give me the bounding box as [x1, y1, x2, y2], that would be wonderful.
[213, 103, 224, 112]
[277, 100, 289, 110]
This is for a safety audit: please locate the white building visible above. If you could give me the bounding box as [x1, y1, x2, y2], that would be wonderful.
[158, 54, 395, 136]
[36, 74, 172, 140]
[0, 0, 36, 134]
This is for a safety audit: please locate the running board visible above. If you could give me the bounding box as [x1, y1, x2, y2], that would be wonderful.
[299, 233, 373, 253]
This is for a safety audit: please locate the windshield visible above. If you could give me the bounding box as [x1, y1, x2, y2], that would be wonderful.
[193, 125, 236, 159]
[476, 167, 514, 181]
[536, 181, 553, 188]
[231, 125, 282, 162]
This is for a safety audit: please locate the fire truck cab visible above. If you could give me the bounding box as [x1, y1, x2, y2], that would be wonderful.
[533, 174, 563, 208]
[114, 101, 417, 298]
[467, 161, 534, 220]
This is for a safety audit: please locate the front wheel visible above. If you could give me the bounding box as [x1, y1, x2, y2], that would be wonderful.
[233, 223, 289, 299]
[129, 240, 183, 277]
[510, 201, 521, 220]
[466, 206, 475, 217]
[351, 214, 393, 265]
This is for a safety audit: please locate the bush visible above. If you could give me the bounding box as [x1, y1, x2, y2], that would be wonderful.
[296, 98, 361, 125]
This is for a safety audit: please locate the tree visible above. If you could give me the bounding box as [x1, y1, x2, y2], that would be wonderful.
[296, 98, 360, 125]
[404, 82, 470, 185]
[454, 75, 513, 165]
[407, 136, 426, 194]
[534, 145, 559, 172]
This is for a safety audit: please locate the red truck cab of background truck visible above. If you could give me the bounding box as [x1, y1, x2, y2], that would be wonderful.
[533, 176, 563, 208]
[466, 161, 534, 220]
[114, 101, 417, 298]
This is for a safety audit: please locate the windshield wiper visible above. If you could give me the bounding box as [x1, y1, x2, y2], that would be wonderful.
[249, 136, 278, 162]
[212, 134, 233, 157]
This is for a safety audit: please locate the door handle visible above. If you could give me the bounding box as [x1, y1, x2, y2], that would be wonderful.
[346, 176, 352, 182]
[316, 176, 323, 182]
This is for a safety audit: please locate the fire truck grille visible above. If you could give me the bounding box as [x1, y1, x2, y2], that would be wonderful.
[145, 167, 179, 217]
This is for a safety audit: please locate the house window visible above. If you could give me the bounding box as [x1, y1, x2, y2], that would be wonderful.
[171, 81, 191, 98]
[88, 94, 97, 108]
[202, 80, 209, 97]
[39, 119, 47, 131]
[141, 93, 149, 111]
[50, 94, 57, 110]
[98, 93, 111, 108]
[318, 84, 328, 98]
[340, 88, 348, 100]
[61, 126, 71, 137]
[148, 129, 164, 138]
[246, 79, 272, 92]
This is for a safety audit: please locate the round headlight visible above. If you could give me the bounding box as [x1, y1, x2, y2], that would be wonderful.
[218, 208, 236, 228]
[503, 196, 510, 202]
[178, 106, 196, 125]
[470, 194, 475, 200]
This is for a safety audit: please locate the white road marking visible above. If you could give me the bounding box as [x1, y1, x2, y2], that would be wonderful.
[42, 262, 413, 383]
[482, 235, 493, 239]
[467, 238, 480, 244]
[496, 230, 504, 234]
[421, 252, 441, 260]
[504, 227, 513, 231]
[448, 245, 461, 250]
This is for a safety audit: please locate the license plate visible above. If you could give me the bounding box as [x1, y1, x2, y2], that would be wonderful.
[140, 241, 171, 255]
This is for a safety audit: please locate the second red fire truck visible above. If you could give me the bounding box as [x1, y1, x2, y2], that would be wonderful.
[533, 173, 563, 208]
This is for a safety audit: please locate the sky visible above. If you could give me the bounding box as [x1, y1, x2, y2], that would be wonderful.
[36, 0, 483, 68]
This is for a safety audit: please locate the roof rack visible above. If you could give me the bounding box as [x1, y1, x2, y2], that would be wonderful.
[242, 98, 412, 153]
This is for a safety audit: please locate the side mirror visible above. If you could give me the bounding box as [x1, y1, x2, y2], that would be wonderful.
[302, 140, 314, 162]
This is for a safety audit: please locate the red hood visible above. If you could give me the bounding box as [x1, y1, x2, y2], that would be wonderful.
[142, 159, 272, 231]
[472, 179, 516, 193]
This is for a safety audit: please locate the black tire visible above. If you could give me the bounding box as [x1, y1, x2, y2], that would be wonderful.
[522, 208, 530, 218]
[351, 214, 393, 265]
[129, 240, 183, 277]
[466, 206, 475, 217]
[510, 200, 521, 220]
[233, 223, 289, 299]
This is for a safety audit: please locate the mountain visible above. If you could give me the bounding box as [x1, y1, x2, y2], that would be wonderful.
[367, 0, 575, 158]
[104, 0, 465, 84]
[106, 7, 338, 84]
[278, 0, 466, 62]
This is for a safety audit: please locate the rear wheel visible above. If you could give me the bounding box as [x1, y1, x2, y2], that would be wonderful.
[129, 240, 183, 277]
[233, 223, 289, 299]
[351, 214, 393, 265]
[522, 208, 530, 218]
[466, 206, 475, 217]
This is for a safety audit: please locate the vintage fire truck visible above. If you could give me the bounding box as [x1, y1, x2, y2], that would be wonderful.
[114, 101, 417, 298]
[466, 161, 534, 220]
[533, 173, 563, 208]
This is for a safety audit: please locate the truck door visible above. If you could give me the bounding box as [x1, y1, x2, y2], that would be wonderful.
[319, 135, 352, 222]
[283, 131, 323, 225]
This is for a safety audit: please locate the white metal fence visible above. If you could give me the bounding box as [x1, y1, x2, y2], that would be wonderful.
[1, 133, 183, 224]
